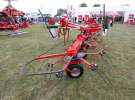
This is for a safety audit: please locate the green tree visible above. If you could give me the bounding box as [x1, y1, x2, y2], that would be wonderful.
[79, 3, 88, 7]
[93, 4, 101, 7]
[56, 8, 67, 16]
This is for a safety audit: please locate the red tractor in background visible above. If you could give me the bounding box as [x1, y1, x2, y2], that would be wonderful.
[0, 0, 30, 34]
[0, 11, 19, 31]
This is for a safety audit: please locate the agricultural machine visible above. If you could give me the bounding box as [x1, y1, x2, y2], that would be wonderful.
[22, 12, 106, 79]
[128, 14, 135, 25]
[0, 11, 19, 31]
[0, 0, 30, 35]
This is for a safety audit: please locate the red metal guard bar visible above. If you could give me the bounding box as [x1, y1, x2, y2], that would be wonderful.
[33, 52, 66, 60]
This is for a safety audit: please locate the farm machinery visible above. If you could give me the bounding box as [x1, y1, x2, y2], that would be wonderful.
[0, 0, 30, 35]
[0, 11, 19, 31]
[22, 14, 106, 79]
[128, 14, 135, 25]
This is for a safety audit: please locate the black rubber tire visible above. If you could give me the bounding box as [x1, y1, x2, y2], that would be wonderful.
[66, 64, 84, 78]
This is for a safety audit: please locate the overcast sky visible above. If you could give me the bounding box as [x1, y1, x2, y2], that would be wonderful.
[0, 0, 135, 13]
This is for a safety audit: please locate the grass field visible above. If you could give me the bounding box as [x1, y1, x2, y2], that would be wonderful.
[0, 24, 135, 100]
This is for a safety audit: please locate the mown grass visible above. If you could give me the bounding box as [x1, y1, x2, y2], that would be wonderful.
[0, 24, 135, 100]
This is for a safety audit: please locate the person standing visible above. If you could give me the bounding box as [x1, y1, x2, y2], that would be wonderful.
[103, 16, 109, 36]
[110, 17, 113, 27]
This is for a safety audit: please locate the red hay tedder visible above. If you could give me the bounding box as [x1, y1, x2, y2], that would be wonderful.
[22, 14, 105, 78]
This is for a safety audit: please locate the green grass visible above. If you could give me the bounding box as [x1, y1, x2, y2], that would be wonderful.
[0, 24, 135, 100]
